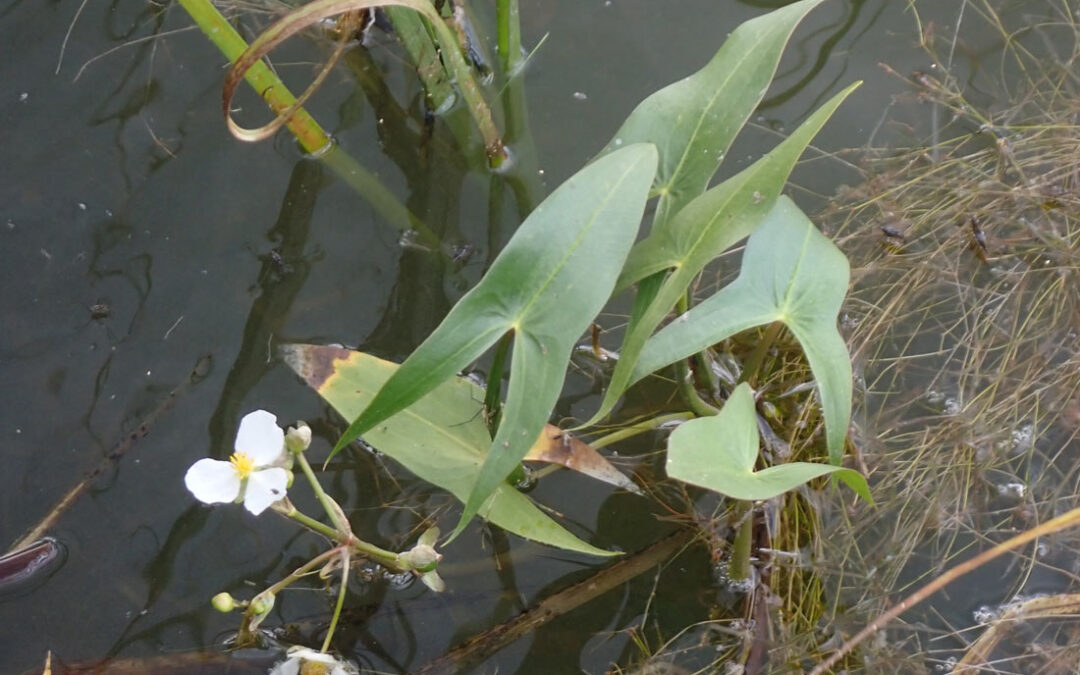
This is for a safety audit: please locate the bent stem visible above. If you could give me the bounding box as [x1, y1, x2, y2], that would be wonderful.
[177, 0, 422, 233]
[177, 0, 329, 152]
[238, 547, 339, 642]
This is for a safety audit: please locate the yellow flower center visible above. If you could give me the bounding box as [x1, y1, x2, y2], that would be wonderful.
[229, 452, 256, 479]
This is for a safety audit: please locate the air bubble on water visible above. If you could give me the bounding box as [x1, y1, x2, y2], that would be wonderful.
[996, 481, 1026, 500]
[925, 390, 945, 405]
[1010, 423, 1034, 453]
[18, 92, 28, 102]
[398, 229, 420, 248]
[613, 138, 623, 146]
[78, 202, 87, 211]
[572, 91, 587, 101]
[943, 397, 961, 415]
[972, 605, 997, 624]
[386, 571, 415, 590]
[712, 561, 754, 594]
[515, 467, 537, 492]
[432, 92, 457, 116]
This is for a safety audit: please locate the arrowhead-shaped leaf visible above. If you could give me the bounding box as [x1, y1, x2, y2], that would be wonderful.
[282, 344, 616, 556]
[586, 83, 859, 429]
[328, 144, 658, 537]
[633, 196, 853, 464]
[599, 0, 831, 231]
[667, 383, 869, 501]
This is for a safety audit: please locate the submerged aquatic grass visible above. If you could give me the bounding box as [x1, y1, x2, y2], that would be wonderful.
[781, 1, 1080, 670]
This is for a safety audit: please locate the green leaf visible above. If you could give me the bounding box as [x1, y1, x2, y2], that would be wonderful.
[633, 196, 853, 464]
[667, 383, 870, 502]
[329, 144, 658, 537]
[599, 0, 830, 231]
[282, 344, 616, 556]
[586, 83, 859, 429]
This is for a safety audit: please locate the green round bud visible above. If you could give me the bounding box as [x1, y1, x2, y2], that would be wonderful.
[249, 592, 275, 617]
[211, 592, 237, 613]
[403, 544, 441, 573]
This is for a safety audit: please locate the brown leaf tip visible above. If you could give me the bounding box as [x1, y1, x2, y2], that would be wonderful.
[279, 343, 353, 390]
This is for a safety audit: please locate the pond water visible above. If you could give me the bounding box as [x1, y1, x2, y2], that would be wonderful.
[1, 1, 1074, 673]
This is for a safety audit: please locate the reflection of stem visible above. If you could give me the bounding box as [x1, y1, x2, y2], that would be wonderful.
[321, 549, 350, 653]
[413, 529, 695, 674]
[295, 452, 350, 536]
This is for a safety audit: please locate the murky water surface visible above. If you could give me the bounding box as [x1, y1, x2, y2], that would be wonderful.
[0, 1, 1071, 673]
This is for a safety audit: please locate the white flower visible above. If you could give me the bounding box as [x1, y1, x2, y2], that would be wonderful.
[184, 410, 289, 515]
[269, 646, 359, 675]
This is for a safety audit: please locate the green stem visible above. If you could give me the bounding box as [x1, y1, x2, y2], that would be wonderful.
[495, 0, 521, 74]
[286, 507, 342, 541]
[484, 331, 512, 436]
[588, 412, 695, 449]
[177, 0, 330, 153]
[383, 7, 457, 110]
[740, 321, 783, 387]
[675, 294, 720, 417]
[321, 550, 350, 653]
[729, 501, 753, 583]
[347, 535, 404, 571]
[382, 0, 506, 163]
[239, 547, 338, 642]
[295, 452, 350, 536]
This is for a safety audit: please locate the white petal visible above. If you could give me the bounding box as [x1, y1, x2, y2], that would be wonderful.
[235, 410, 286, 465]
[268, 656, 300, 675]
[242, 467, 288, 515]
[184, 459, 241, 504]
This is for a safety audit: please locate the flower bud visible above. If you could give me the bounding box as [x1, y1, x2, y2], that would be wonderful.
[211, 592, 237, 613]
[249, 592, 275, 616]
[285, 423, 312, 454]
[402, 544, 441, 573]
